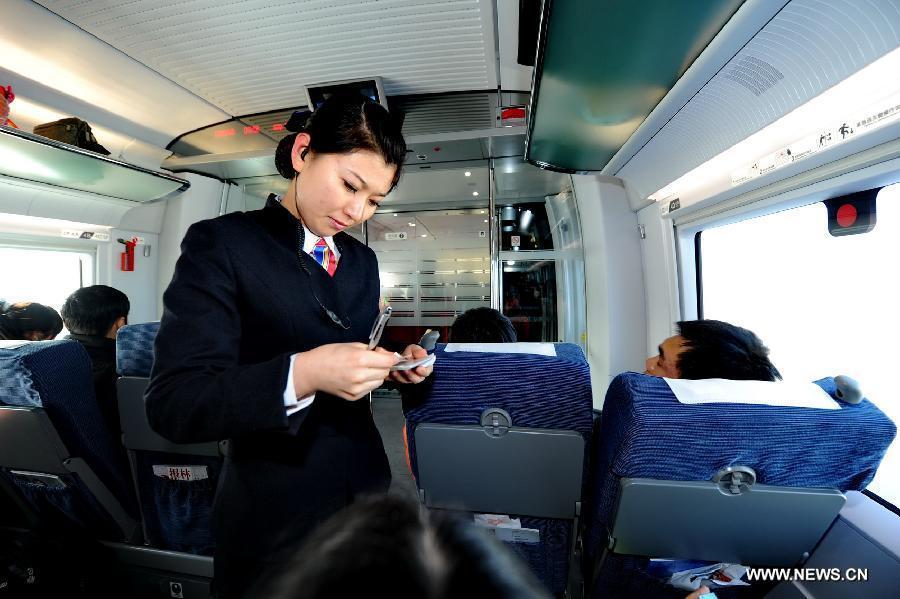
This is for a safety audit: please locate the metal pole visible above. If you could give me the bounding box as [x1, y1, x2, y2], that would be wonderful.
[489, 160, 500, 310]
[218, 182, 230, 216]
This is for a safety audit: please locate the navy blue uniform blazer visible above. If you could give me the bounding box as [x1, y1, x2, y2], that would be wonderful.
[146, 197, 390, 598]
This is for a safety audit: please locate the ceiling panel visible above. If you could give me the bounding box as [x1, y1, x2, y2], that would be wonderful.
[38, 0, 500, 116]
[618, 0, 900, 200]
[384, 166, 490, 209]
[1, 0, 230, 144]
[369, 208, 490, 241]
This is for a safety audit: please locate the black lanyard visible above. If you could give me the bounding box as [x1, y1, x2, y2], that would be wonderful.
[295, 220, 351, 330]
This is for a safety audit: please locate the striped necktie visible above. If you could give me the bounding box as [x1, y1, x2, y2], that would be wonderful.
[311, 237, 337, 276]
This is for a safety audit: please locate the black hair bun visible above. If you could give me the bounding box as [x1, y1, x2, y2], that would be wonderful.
[275, 132, 298, 179]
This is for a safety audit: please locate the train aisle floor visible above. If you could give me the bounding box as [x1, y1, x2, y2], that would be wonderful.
[372, 392, 419, 500]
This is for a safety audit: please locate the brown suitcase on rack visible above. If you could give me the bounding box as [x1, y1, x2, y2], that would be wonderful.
[33, 117, 110, 155]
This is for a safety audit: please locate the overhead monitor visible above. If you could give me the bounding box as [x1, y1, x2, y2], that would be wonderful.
[304, 77, 387, 111]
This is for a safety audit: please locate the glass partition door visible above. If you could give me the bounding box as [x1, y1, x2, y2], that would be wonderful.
[368, 208, 490, 346]
[497, 189, 585, 347]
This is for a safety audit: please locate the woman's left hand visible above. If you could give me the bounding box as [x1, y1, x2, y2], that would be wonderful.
[388, 344, 433, 385]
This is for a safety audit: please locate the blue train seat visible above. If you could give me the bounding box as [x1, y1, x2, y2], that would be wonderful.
[403, 342, 594, 595]
[585, 372, 897, 597]
[0, 340, 139, 541]
[116, 322, 222, 556]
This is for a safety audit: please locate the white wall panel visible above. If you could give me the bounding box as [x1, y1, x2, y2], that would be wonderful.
[99, 229, 160, 325]
[572, 176, 646, 407]
[637, 202, 680, 358]
[157, 174, 227, 313]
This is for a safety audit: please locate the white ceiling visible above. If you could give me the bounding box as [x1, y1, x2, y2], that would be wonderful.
[1, 0, 229, 145]
[386, 167, 490, 208]
[618, 0, 900, 200]
[236, 157, 570, 210]
[36, 0, 500, 117]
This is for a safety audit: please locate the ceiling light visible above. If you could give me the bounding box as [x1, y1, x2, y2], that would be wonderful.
[472, 191, 479, 197]
[480, 210, 486, 214]
[4, 147, 57, 179]
[393, 213, 398, 216]
[420, 234, 427, 238]
[408, 223, 416, 227]
[506, 261, 516, 266]
[649, 46, 900, 204]
[464, 171, 471, 177]
[484, 219, 488, 223]
[520, 209, 533, 230]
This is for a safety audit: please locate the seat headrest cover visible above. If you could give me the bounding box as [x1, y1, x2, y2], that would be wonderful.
[116, 322, 160, 377]
[443, 342, 557, 356]
[665, 377, 839, 410]
[0, 341, 45, 406]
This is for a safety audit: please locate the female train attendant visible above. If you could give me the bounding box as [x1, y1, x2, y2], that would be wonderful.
[145, 95, 432, 599]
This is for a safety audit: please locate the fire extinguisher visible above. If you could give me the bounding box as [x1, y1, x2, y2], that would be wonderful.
[117, 237, 137, 271]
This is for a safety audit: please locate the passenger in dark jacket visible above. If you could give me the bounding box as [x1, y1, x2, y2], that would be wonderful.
[61, 285, 130, 436]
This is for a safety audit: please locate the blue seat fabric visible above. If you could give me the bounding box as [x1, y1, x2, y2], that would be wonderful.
[116, 321, 220, 555]
[585, 372, 897, 597]
[404, 343, 594, 593]
[0, 340, 138, 538]
[116, 321, 160, 378]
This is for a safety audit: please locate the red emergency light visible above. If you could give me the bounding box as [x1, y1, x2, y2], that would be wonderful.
[825, 190, 877, 236]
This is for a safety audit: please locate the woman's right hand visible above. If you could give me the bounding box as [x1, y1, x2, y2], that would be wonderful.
[292, 343, 400, 401]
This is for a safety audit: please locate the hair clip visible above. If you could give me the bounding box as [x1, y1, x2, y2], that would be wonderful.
[285, 109, 312, 132]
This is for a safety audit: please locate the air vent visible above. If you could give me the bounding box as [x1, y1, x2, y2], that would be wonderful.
[723, 56, 784, 97]
[392, 93, 495, 137]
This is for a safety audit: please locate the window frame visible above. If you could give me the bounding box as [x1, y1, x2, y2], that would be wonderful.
[0, 237, 98, 303]
[670, 156, 900, 513]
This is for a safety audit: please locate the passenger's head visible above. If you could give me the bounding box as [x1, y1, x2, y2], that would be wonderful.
[274, 94, 406, 237]
[61, 285, 130, 339]
[0, 302, 63, 341]
[264, 495, 549, 599]
[450, 307, 517, 343]
[645, 319, 781, 381]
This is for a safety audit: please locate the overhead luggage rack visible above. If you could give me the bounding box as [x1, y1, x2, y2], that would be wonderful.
[0, 125, 189, 203]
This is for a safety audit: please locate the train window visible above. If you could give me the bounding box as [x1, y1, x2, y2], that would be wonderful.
[698, 182, 900, 506]
[0, 245, 95, 336]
